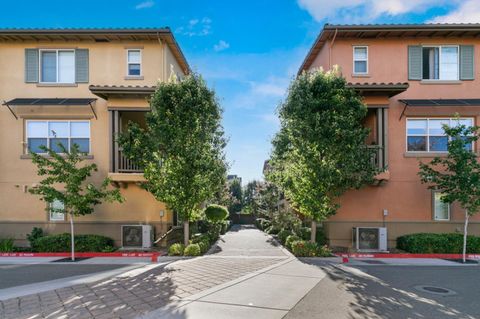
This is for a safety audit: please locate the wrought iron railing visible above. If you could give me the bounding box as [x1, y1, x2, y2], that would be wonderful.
[367, 145, 385, 170]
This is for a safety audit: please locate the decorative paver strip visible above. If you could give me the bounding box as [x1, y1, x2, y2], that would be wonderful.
[0, 256, 285, 319]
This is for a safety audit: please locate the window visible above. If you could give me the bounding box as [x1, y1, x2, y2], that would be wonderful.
[26, 120, 90, 154]
[127, 50, 142, 76]
[433, 192, 450, 221]
[422, 46, 459, 80]
[407, 118, 473, 152]
[40, 50, 75, 83]
[353, 46, 368, 74]
[49, 199, 65, 221]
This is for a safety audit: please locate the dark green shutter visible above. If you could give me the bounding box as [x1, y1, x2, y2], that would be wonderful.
[460, 45, 474, 80]
[25, 49, 39, 83]
[75, 49, 89, 83]
[408, 45, 422, 80]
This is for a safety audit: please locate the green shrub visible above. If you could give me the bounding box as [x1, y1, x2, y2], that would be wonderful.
[265, 225, 280, 235]
[205, 205, 229, 223]
[277, 229, 292, 244]
[190, 234, 211, 253]
[0, 238, 15, 252]
[290, 240, 331, 257]
[260, 219, 271, 231]
[297, 226, 327, 246]
[168, 243, 185, 256]
[285, 234, 301, 250]
[397, 233, 480, 254]
[255, 218, 265, 230]
[27, 227, 44, 249]
[221, 222, 228, 234]
[33, 233, 114, 252]
[184, 243, 201, 256]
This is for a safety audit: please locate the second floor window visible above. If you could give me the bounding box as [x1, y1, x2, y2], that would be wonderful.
[127, 49, 142, 76]
[406, 118, 473, 152]
[353, 46, 368, 74]
[26, 120, 90, 154]
[422, 46, 458, 80]
[40, 50, 75, 83]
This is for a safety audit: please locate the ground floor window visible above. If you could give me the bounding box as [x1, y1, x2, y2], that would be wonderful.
[49, 199, 65, 221]
[433, 192, 450, 221]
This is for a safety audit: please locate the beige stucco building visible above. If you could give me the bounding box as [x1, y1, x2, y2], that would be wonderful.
[0, 29, 189, 247]
[300, 24, 480, 250]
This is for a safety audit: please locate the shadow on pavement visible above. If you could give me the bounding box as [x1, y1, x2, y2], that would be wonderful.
[291, 260, 478, 319]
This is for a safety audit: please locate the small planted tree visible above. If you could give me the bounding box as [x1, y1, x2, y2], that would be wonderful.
[268, 67, 377, 242]
[29, 144, 123, 261]
[119, 74, 228, 246]
[418, 120, 480, 263]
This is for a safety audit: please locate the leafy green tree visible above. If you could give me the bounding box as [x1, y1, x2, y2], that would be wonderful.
[119, 74, 228, 246]
[268, 67, 377, 242]
[228, 178, 243, 213]
[418, 121, 480, 263]
[243, 180, 259, 214]
[29, 144, 123, 261]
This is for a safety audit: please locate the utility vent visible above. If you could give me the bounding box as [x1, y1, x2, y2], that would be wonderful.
[352, 227, 387, 252]
[95, 38, 110, 43]
[121, 225, 153, 249]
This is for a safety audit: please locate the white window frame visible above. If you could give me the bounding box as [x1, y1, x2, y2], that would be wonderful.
[353, 46, 368, 75]
[49, 199, 65, 222]
[432, 191, 450, 221]
[406, 117, 474, 153]
[126, 49, 142, 77]
[25, 120, 91, 154]
[39, 49, 76, 84]
[421, 45, 459, 81]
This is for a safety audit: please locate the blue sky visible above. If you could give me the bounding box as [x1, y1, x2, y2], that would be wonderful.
[2, 0, 478, 183]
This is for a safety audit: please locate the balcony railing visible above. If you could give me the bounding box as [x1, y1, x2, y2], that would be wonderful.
[117, 150, 142, 173]
[367, 145, 386, 170]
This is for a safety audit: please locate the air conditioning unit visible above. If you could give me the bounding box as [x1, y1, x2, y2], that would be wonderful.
[121, 225, 153, 249]
[353, 227, 387, 252]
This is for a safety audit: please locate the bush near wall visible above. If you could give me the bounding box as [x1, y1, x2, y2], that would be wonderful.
[397, 233, 480, 254]
[33, 233, 114, 253]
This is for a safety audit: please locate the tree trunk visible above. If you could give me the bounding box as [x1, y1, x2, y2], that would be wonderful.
[183, 220, 189, 247]
[463, 211, 470, 264]
[310, 220, 317, 243]
[70, 213, 75, 262]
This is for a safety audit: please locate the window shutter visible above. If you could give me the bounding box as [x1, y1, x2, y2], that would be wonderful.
[408, 46, 422, 80]
[460, 45, 474, 80]
[25, 49, 39, 83]
[75, 49, 89, 83]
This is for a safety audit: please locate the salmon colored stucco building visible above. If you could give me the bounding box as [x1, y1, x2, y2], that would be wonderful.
[300, 24, 480, 250]
[0, 28, 189, 247]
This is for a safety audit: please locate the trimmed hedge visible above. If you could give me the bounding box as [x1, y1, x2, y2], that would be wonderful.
[32, 233, 114, 252]
[397, 233, 480, 254]
[184, 243, 201, 256]
[168, 243, 185, 256]
[205, 205, 229, 223]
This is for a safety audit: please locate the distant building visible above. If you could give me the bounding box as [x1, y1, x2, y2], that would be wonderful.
[227, 174, 242, 186]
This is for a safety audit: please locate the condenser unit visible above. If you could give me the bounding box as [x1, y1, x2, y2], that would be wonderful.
[121, 225, 153, 249]
[352, 227, 387, 252]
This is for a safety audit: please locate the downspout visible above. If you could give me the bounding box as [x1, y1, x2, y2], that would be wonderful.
[157, 33, 167, 81]
[329, 28, 338, 70]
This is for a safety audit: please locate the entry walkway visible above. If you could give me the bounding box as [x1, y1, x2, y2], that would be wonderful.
[0, 225, 291, 319]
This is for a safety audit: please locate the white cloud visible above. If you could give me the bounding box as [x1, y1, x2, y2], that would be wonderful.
[214, 40, 230, 52]
[430, 0, 480, 23]
[298, 0, 445, 21]
[176, 17, 212, 37]
[135, 0, 154, 9]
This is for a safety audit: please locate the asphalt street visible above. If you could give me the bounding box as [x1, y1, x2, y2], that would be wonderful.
[0, 263, 127, 289]
[285, 261, 480, 319]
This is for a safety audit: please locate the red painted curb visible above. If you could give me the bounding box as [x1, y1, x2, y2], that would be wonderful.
[0, 252, 165, 258]
[335, 253, 480, 259]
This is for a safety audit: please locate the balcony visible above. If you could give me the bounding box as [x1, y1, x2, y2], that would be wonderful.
[108, 110, 147, 183]
[364, 107, 389, 184]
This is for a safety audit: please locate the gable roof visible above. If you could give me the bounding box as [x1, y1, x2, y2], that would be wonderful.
[299, 23, 480, 74]
[0, 28, 189, 75]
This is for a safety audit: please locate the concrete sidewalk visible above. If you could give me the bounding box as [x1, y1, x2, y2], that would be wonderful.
[141, 258, 326, 319]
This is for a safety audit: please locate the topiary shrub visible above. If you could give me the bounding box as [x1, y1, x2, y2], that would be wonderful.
[277, 229, 292, 244]
[168, 243, 185, 256]
[205, 204, 229, 223]
[184, 243, 201, 256]
[33, 233, 114, 252]
[397, 233, 480, 254]
[285, 234, 301, 251]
